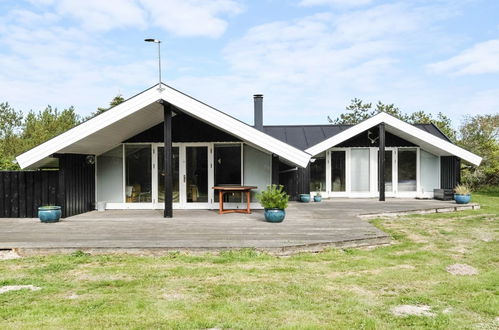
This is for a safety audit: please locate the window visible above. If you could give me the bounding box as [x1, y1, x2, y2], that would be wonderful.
[125, 145, 152, 203]
[331, 151, 346, 192]
[398, 148, 417, 192]
[157, 146, 180, 203]
[377, 150, 393, 192]
[214, 144, 242, 202]
[350, 149, 370, 192]
[310, 152, 326, 192]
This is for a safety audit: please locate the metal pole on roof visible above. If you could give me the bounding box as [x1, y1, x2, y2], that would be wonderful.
[144, 38, 163, 91]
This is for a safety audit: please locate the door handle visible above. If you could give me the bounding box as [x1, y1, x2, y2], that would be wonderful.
[183, 174, 186, 183]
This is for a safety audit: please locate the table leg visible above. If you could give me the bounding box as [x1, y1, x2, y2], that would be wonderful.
[218, 190, 223, 214]
[246, 190, 251, 214]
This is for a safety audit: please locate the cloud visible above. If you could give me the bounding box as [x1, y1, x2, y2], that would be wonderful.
[299, 0, 373, 7]
[141, 0, 243, 38]
[428, 39, 499, 75]
[27, 0, 243, 37]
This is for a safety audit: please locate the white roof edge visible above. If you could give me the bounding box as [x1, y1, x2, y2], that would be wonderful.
[17, 84, 311, 169]
[305, 112, 482, 166]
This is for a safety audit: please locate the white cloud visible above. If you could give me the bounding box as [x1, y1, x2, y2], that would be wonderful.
[45, 0, 242, 37]
[54, 0, 147, 31]
[299, 0, 373, 7]
[141, 0, 242, 38]
[428, 39, 499, 75]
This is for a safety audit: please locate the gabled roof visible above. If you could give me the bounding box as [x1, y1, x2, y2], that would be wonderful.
[263, 123, 448, 151]
[16, 84, 311, 169]
[305, 112, 482, 166]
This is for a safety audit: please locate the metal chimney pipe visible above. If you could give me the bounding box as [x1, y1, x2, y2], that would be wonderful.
[253, 94, 263, 131]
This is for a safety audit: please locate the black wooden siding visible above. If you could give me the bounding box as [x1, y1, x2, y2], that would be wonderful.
[57, 154, 95, 218]
[441, 156, 461, 189]
[278, 162, 310, 201]
[0, 171, 59, 218]
[126, 113, 240, 143]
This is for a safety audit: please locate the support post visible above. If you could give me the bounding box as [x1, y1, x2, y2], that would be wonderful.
[378, 123, 385, 201]
[163, 101, 173, 217]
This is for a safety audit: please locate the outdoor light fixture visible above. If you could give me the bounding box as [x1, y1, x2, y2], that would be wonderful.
[144, 38, 163, 91]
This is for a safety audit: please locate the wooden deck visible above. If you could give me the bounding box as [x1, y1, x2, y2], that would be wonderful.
[0, 199, 475, 255]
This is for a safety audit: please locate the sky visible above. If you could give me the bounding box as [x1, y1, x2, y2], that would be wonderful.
[0, 0, 498, 126]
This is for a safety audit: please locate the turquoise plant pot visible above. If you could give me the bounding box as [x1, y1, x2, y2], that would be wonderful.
[314, 195, 322, 202]
[300, 194, 311, 202]
[264, 208, 285, 223]
[454, 194, 471, 204]
[38, 206, 61, 223]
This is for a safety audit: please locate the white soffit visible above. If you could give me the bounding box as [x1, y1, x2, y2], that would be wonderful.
[305, 112, 482, 166]
[17, 84, 311, 169]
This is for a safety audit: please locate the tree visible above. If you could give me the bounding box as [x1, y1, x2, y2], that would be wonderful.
[21, 105, 81, 153]
[330, 98, 456, 141]
[87, 94, 125, 119]
[0, 103, 24, 170]
[458, 114, 499, 189]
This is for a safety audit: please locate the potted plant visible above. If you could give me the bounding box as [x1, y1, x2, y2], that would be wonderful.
[38, 205, 62, 223]
[314, 192, 322, 202]
[454, 184, 471, 204]
[299, 194, 311, 202]
[256, 184, 289, 223]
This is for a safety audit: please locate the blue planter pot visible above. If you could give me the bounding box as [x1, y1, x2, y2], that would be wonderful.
[454, 194, 471, 204]
[300, 194, 311, 203]
[38, 206, 61, 223]
[264, 208, 286, 223]
[314, 195, 322, 202]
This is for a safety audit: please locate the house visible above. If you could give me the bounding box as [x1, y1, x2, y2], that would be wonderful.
[13, 84, 482, 218]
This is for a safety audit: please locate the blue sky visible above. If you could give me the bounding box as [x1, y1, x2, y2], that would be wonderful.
[0, 0, 498, 126]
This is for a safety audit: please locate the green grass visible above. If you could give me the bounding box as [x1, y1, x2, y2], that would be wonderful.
[1, 192, 498, 329]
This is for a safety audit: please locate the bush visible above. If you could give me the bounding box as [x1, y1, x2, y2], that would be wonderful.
[256, 184, 289, 209]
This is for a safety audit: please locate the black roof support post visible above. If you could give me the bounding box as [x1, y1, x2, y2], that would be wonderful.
[378, 123, 386, 201]
[162, 101, 173, 218]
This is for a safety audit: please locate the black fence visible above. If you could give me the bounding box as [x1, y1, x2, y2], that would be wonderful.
[0, 170, 59, 218]
[1, 153, 96, 218]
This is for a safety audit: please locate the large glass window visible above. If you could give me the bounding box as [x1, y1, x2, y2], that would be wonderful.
[350, 148, 370, 192]
[125, 145, 152, 203]
[96, 146, 123, 203]
[310, 152, 326, 192]
[158, 146, 180, 203]
[377, 150, 393, 192]
[186, 146, 208, 203]
[398, 148, 417, 192]
[331, 151, 346, 192]
[214, 144, 242, 202]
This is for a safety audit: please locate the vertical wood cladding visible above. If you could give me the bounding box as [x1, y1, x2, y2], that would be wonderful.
[278, 162, 310, 201]
[440, 156, 461, 189]
[57, 154, 95, 218]
[0, 170, 59, 218]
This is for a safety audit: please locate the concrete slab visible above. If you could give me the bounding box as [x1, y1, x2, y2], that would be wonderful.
[0, 198, 476, 255]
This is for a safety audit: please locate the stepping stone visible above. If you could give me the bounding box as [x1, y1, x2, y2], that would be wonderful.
[391, 305, 435, 317]
[446, 264, 478, 276]
[0, 285, 41, 294]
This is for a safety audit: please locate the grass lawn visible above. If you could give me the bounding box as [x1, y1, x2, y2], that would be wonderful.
[1, 192, 498, 329]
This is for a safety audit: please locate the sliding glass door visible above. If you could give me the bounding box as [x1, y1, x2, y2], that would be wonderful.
[153, 143, 213, 209]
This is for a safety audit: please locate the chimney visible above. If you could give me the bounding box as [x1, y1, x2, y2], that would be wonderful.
[253, 94, 263, 131]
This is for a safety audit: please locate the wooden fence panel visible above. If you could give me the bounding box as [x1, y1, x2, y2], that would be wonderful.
[0, 170, 60, 218]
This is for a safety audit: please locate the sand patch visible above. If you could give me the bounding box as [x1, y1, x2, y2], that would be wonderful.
[446, 264, 478, 276]
[391, 305, 435, 317]
[0, 285, 41, 294]
[0, 250, 22, 260]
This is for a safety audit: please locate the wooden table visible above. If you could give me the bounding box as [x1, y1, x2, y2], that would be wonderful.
[212, 186, 257, 214]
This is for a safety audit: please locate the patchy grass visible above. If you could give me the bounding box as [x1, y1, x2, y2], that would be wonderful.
[0, 192, 498, 329]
